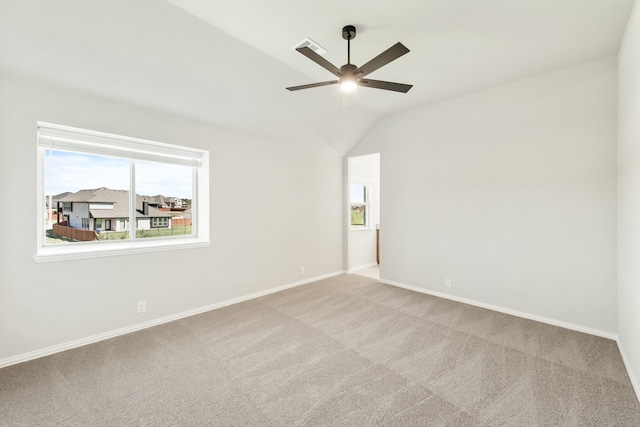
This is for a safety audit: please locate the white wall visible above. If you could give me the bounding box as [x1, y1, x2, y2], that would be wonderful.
[618, 0, 640, 397]
[349, 57, 618, 334]
[67, 204, 90, 229]
[348, 153, 380, 271]
[0, 70, 343, 363]
[137, 219, 151, 231]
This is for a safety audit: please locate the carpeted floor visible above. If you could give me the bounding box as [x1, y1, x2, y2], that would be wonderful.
[1, 274, 639, 426]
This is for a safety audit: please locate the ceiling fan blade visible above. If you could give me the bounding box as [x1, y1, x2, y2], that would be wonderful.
[286, 80, 339, 91]
[359, 79, 413, 93]
[296, 47, 342, 77]
[354, 42, 410, 78]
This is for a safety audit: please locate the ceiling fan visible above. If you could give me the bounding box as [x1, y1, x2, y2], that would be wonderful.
[286, 25, 412, 94]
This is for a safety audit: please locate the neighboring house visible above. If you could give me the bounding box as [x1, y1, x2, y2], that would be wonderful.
[55, 187, 173, 232]
[144, 195, 188, 210]
[44, 191, 72, 225]
[45, 191, 72, 210]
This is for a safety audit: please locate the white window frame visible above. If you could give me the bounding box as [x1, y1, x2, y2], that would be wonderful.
[350, 178, 372, 230]
[34, 122, 210, 262]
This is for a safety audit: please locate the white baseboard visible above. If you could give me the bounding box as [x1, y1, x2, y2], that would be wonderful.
[617, 339, 640, 404]
[348, 262, 378, 274]
[0, 270, 345, 369]
[379, 278, 617, 340]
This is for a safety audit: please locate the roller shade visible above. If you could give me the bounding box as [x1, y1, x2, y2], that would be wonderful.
[37, 122, 203, 167]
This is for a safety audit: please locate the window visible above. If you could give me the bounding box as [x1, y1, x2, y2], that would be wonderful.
[350, 182, 369, 228]
[151, 217, 169, 228]
[35, 122, 210, 262]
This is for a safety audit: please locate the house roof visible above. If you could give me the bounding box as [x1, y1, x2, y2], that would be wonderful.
[58, 187, 128, 203]
[51, 191, 72, 200]
[144, 195, 174, 207]
[46, 191, 72, 206]
[0, 1, 634, 155]
[59, 187, 172, 219]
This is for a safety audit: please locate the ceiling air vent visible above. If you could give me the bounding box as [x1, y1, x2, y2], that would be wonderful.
[292, 37, 327, 55]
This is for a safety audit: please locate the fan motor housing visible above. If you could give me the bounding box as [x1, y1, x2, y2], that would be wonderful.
[340, 63, 358, 74]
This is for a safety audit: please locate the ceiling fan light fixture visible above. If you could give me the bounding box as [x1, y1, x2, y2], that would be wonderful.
[286, 25, 412, 94]
[340, 77, 357, 92]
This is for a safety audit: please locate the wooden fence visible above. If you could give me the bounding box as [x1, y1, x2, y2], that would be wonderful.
[52, 222, 98, 241]
[172, 218, 192, 227]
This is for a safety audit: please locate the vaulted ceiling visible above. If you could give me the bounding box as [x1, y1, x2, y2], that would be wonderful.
[0, 0, 635, 155]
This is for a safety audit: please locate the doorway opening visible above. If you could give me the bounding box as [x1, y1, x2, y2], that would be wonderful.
[347, 153, 380, 279]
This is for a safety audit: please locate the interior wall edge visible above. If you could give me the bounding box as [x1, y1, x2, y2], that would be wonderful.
[0, 270, 345, 370]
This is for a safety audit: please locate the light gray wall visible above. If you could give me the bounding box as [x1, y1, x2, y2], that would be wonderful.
[349, 56, 618, 334]
[348, 153, 380, 271]
[0, 70, 344, 362]
[618, 0, 640, 397]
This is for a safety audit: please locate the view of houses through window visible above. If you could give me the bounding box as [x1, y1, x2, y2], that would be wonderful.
[39, 120, 202, 252]
[44, 150, 193, 244]
[36, 122, 208, 261]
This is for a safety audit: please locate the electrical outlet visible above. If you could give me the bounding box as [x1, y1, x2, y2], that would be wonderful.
[445, 279, 452, 288]
[137, 300, 146, 314]
[300, 266, 305, 275]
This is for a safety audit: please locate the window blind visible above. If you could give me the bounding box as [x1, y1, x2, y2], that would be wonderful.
[37, 122, 203, 167]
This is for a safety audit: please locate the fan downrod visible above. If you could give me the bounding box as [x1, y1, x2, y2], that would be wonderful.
[342, 25, 356, 40]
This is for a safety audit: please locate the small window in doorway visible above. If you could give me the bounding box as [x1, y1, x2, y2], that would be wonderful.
[350, 182, 368, 227]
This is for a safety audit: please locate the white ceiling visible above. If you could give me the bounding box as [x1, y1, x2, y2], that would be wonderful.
[0, 0, 635, 155]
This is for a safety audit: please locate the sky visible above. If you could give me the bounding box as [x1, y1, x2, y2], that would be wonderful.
[45, 150, 193, 199]
[350, 182, 366, 203]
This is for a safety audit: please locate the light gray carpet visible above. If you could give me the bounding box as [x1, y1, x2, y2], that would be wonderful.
[1, 274, 639, 426]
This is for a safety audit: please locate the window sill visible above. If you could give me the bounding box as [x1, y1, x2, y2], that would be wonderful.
[33, 237, 211, 263]
[350, 226, 374, 232]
